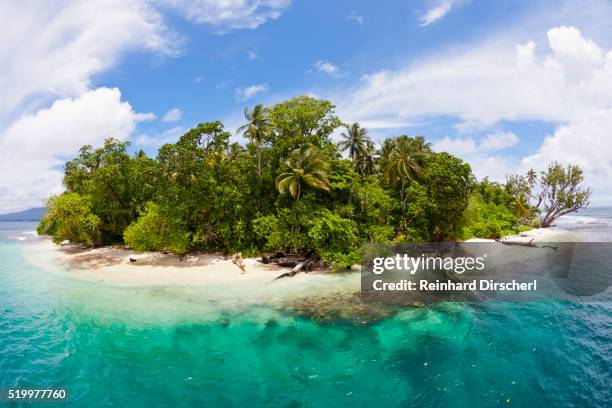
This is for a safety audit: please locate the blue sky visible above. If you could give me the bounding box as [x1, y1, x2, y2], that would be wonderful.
[2, 0, 612, 212]
[104, 0, 556, 145]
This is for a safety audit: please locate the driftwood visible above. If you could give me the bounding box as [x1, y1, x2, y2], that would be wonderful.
[273, 257, 317, 280]
[495, 238, 536, 247]
[231, 253, 246, 273]
[494, 238, 558, 250]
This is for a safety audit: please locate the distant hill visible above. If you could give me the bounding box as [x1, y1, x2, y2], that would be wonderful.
[0, 207, 46, 221]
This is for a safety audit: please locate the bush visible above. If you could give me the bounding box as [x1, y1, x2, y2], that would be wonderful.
[308, 209, 361, 267]
[254, 207, 361, 267]
[37, 193, 101, 245]
[463, 195, 519, 239]
[123, 203, 190, 254]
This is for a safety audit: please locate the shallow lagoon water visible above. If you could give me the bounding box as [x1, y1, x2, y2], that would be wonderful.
[0, 221, 610, 407]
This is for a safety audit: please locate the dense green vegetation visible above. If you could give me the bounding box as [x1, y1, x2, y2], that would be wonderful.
[37, 96, 590, 266]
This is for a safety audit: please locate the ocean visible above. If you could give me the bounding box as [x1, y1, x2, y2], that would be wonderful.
[0, 211, 610, 407]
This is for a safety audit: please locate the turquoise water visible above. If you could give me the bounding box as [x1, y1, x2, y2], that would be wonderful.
[1, 222, 610, 407]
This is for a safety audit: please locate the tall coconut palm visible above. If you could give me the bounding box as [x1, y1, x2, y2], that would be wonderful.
[339, 123, 369, 170]
[276, 144, 331, 200]
[512, 194, 533, 225]
[358, 140, 376, 176]
[382, 136, 430, 210]
[237, 104, 269, 178]
[526, 169, 537, 185]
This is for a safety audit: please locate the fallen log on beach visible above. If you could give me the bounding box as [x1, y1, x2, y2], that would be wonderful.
[273, 257, 318, 280]
[495, 238, 536, 247]
[494, 238, 558, 250]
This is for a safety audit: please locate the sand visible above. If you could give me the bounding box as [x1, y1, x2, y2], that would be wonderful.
[22, 239, 363, 318]
[464, 226, 576, 243]
[25, 227, 574, 292]
[20, 227, 576, 322]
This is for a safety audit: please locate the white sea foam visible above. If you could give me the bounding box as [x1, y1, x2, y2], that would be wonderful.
[558, 215, 612, 226]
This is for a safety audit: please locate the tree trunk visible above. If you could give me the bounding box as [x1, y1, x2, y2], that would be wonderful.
[256, 145, 262, 211]
[256, 145, 262, 178]
[400, 179, 406, 212]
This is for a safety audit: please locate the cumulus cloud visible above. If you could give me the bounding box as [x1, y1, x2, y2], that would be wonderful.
[434, 131, 518, 156]
[521, 109, 612, 204]
[432, 131, 520, 181]
[340, 26, 612, 128]
[0, 0, 177, 124]
[134, 126, 185, 147]
[235, 83, 270, 101]
[0, 1, 175, 212]
[314, 60, 341, 77]
[158, 0, 292, 33]
[0, 0, 292, 212]
[337, 24, 612, 201]
[162, 107, 183, 122]
[0, 88, 153, 212]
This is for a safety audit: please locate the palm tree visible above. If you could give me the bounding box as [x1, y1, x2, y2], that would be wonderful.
[378, 138, 396, 166]
[237, 104, 269, 178]
[527, 169, 537, 185]
[512, 195, 533, 225]
[382, 136, 430, 210]
[358, 140, 376, 176]
[276, 144, 331, 200]
[411, 135, 432, 152]
[339, 123, 369, 171]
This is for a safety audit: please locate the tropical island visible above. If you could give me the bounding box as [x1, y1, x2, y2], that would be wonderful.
[37, 96, 591, 273]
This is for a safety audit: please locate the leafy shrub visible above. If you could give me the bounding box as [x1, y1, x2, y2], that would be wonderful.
[463, 196, 519, 239]
[307, 209, 361, 267]
[254, 207, 361, 267]
[37, 193, 101, 245]
[123, 203, 190, 254]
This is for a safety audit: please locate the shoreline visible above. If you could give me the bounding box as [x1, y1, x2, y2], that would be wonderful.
[464, 226, 577, 243]
[20, 226, 576, 322]
[23, 238, 373, 322]
[24, 225, 575, 291]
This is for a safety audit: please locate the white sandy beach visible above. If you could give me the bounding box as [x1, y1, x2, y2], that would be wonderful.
[25, 227, 574, 291]
[23, 239, 362, 313]
[464, 226, 577, 243]
[20, 227, 575, 317]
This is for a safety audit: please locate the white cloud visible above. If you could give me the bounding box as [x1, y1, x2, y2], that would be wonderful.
[0, 88, 152, 212]
[0, 0, 177, 124]
[336, 23, 612, 201]
[433, 131, 520, 182]
[347, 11, 363, 25]
[162, 107, 183, 122]
[434, 131, 518, 156]
[0, 1, 293, 212]
[248, 50, 259, 60]
[521, 109, 612, 204]
[0, 1, 178, 212]
[134, 126, 185, 147]
[340, 26, 612, 127]
[419, 0, 455, 26]
[235, 83, 270, 101]
[216, 80, 232, 89]
[479, 131, 519, 151]
[158, 0, 292, 33]
[314, 60, 341, 77]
